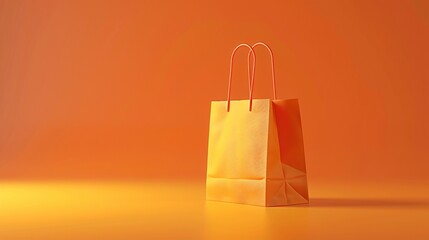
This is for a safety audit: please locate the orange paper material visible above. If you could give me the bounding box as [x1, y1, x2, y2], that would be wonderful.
[206, 43, 309, 206]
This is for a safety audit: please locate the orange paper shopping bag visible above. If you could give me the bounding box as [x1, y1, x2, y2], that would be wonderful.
[206, 43, 309, 206]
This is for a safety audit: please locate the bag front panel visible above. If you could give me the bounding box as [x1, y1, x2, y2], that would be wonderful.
[207, 99, 271, 180]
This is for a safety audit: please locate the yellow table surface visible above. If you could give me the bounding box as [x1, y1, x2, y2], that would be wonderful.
[0, 181, 428, 239]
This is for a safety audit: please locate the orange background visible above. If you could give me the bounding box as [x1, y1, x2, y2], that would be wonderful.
[0, 0, 428, 185]
[1, 1, 429, 239]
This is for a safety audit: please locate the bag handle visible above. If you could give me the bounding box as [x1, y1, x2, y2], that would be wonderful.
[226, 44, 256, 112]
[247, 42, 278, 100]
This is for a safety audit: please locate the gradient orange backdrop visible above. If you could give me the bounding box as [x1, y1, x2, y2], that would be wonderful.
[0, 0, 428, 185]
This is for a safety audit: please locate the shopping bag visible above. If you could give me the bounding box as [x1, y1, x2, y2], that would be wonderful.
[206, 43, 309, 206]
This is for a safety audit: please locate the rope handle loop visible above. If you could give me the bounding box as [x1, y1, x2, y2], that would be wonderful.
[247, 42, 277, 100]
[226, 44, 256, 112]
